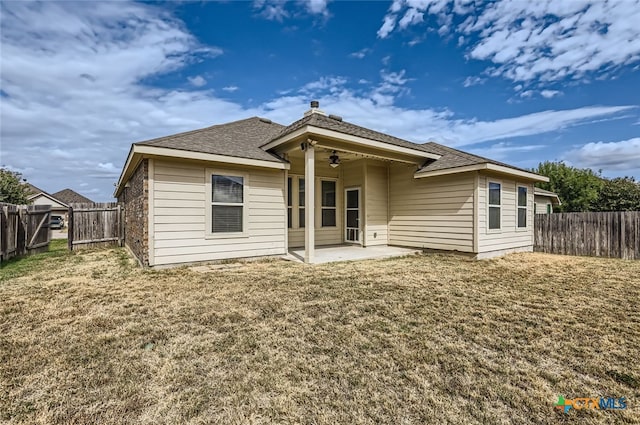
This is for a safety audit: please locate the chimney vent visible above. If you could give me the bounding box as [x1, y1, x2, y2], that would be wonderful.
[304, 100, 326, 117]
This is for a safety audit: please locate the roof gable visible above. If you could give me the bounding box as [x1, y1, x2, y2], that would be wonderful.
[28, 192, 68, 208]
[136, 117, 286, 163]
[418, 142, 535, 175]
[267, 113, 440, 155]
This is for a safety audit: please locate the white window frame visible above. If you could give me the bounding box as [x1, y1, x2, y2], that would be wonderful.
[487, 179, 502, 233]
[516, 184, 528, 231]
[319, 178, 337, 228]
[287, 175, 305, 230]
[287, 176, 293, 229]
[298, 176, 305, 229]
[205, 169, 249, 239]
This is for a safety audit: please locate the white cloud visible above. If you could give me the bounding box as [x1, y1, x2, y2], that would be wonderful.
[407, 36, 424, 46]
[349, 48, 371, 59]
[300, 76, 348, 94]
[435, 106, 636, 147]
[188, 75, 207, 87]
[306, 0, 330, 17]
[377, 0, 640, 84]
[0, 1, 231, 199]
[254, 0, 330, 21]
[540, 90, 561, 99]
[570, 138, 640, 171]
[1, 1, 636, 200]
[469, 142, 546, 160]
[222, 86, 239, 92]
[377, 15, 397, 38]
[398, 7, 423, 29]
[253, 0, 289, 21]
[463, 76, 485, 87]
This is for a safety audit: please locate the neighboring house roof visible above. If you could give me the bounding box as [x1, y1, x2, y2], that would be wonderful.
[534, 187, 562, 205]
[53, 189, 94, 205]
[135, 117, 286, 163]
[267, 112, 439, 155]
[24, 182, 47, 195]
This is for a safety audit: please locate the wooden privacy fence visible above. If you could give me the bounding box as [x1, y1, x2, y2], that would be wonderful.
[534, 211, 640, 260]
[68, 203, 123, 250]
[0, 203, 52, 262]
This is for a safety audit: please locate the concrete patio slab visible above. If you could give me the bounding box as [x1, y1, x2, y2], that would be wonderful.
[284, 245, 421, 264]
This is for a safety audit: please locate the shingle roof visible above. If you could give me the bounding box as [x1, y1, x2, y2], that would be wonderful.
[267, 113, 439, 155]
[417, 142, 534, 174]
[136, 117, 286, 163]
[534, 187, 559, 197]
[126, 113, 545, 180]
[24, 183, 47, 195]
[52, 189, 94, 205]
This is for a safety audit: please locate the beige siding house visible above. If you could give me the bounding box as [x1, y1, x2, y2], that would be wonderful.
[534, 187, 561, 214]
[115, 102, 549, 266]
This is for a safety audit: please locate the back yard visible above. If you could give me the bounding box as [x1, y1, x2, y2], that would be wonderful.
[1, 241, 639, 424]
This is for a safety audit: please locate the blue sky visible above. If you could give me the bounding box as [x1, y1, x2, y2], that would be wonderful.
[1, 0, 639, 201]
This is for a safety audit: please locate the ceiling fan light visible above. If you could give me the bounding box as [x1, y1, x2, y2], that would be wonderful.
[329, 151, 340, 168]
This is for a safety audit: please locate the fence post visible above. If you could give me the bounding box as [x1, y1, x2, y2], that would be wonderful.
[117, 204, 123, 247]
[68, 205, 74, 251]
[1, 205, 6, 262]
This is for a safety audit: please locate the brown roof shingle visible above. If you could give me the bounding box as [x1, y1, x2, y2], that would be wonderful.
[267, 113, 439, 154]
[52, 189, 94, 205]
[136, 117, 286, 163]
[417, 142, 534, 175]
[24, 183, 47, 195]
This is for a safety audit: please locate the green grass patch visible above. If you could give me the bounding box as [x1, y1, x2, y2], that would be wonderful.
[0, 239, 70, 281]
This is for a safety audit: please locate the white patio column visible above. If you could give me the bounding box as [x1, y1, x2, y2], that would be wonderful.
[304, 141, 315, 263]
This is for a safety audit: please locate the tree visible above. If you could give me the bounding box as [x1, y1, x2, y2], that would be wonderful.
[0, 167, 31, 204]
[533, 161, 603, 212]
[594, 177, 640, 211]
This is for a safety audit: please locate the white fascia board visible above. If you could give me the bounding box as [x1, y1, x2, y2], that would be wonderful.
[114, 144, 289, 197]
[263, 125, 441, 160]
[414, 163, 549, 182]
[134, 145, 289, 170]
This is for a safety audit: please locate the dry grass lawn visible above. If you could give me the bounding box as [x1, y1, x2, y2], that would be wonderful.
[1, 240, 639, 424]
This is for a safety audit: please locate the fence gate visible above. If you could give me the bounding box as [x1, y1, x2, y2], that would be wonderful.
[25, 205, 52, 254]
[1, 203, 52, 262]
[68, 202, 123, 250]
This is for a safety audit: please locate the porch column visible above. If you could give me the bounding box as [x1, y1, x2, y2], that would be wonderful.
[304, 141, 315, 263]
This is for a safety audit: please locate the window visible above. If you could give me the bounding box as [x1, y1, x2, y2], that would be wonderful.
[488, 181, 501, 230]
[287, 177, 292, 228]
[211, 174, 244, 233]
[321, 180, 336, 227]
[298, 178, 305, 228]
[547, 204, 552, 214]
[517, 186, 527, 228]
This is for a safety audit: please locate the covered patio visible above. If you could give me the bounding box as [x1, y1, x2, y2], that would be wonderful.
[261, 102, 440, 263]
[284, 244, 421, 264]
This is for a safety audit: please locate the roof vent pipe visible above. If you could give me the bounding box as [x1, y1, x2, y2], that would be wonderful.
[304, 100, 327, 117]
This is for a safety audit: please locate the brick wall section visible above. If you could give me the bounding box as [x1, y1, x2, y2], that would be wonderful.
[117, 159, 149, 265]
